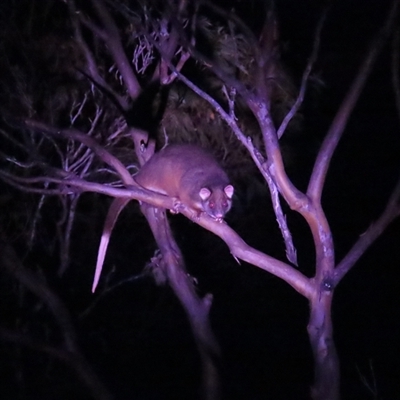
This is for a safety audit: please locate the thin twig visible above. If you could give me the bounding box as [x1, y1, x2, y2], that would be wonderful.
[277, 6, 328, 138]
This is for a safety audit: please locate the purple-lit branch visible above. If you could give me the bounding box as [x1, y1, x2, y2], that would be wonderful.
[0, 160, 174, 209]
[0, 174, 68, 195]
[308, 0, 400, 203]
[334, 177, 400, 284]
[195, 212, 313, 298]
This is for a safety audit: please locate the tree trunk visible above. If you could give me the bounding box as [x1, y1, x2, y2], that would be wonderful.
[308, 290, 340, 400]
[141, 204, 220, 400]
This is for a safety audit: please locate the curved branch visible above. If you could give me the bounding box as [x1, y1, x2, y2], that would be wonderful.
[190, 212, 314, 299]
[308, 0, 400, 202]
[334, 177, 400, 284]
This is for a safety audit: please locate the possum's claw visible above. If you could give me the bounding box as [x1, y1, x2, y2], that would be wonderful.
[169, 197, 182, 214]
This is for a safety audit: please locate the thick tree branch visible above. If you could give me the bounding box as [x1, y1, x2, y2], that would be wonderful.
[190, 212, 314, 299]
[248, 104, 335, 284]
[255, 7, 279, 106]
[251, 106, 334, 284]
[308, 0, 400, 202]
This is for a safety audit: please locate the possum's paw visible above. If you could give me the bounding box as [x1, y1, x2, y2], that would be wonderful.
[191, 210, 202, 221]
[169, 197, 182, 214]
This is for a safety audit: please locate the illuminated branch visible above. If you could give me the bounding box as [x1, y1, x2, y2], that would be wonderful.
[334, 177, 400, 283]
[308, 0, 400, 202]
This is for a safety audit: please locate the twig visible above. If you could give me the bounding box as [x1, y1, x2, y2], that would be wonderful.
[277, 6, 328, 138]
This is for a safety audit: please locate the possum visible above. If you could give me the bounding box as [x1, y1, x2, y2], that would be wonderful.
[92, 144, 233, 292]
[134, 144, 234, 220]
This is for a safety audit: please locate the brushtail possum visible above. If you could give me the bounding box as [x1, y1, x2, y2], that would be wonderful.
[134, 144, 234, 220]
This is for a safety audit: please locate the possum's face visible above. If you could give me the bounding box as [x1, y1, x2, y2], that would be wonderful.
[199, 185, 234, 221]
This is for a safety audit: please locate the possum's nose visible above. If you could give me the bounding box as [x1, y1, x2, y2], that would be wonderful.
[213, 213, 224, 222]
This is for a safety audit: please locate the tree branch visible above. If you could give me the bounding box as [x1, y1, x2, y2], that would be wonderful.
[0, 159, 174, 209]
[23, 119, 135, 186]
[308, 0, 400, 202]
[68, 0, 129, 111]
[90, 0, 142, 100]
[189, 212, 314, 299]
[277, 7, 327, 138]
[334, 176, 400, 284]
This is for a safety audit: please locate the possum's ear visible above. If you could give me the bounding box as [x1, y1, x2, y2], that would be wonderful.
[224, 185, 234, 198]
[199, 187, 211, 200]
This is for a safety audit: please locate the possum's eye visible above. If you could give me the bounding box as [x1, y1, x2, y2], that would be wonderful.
[209, 201, 215, 209]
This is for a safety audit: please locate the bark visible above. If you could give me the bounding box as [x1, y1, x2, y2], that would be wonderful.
[141, 203, 221, 400]
[308, 288, 339, 400]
